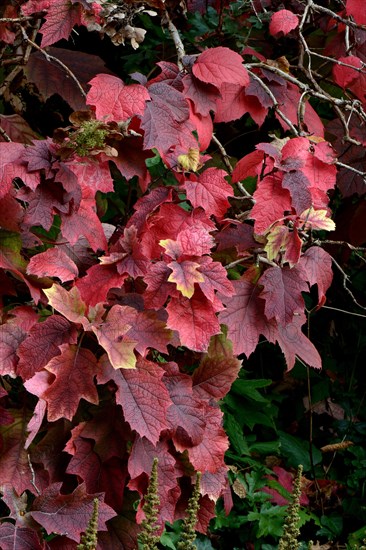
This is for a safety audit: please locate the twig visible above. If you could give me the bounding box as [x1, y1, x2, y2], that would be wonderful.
[331, 257, 366, 311]
[164, 10, 185, 70]
[0, 125, 12, 142]
[322, 305, 366, 318]
[19, 26, 87, 99]
[211, 133, 233, 172]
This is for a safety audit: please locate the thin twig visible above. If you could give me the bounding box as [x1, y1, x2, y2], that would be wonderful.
[19, 26, 87, 99]
[211, 133, 233, 172]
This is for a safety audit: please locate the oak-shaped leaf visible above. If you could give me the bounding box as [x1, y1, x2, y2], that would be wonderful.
[27, 248, 79, 283]
[92, 305, 136, 369]
[299, 246, 333, 307]
[128, 437, 178, 525]
[192, 47, 249, 90]
[44, 284, 87, 325]
[184, 167, 233, 218]
[103, 305, 174, 356]
[218, 276, 272, 358]
[196, 256, 234, 302]
[17, 314, 77, 380]
[192, 334, 241, 400]
[76, 263, 128, 307]
[167, 288, 222, 352]
[182, 73, 221, 116]
[214, 81, 267, 125]
[346, 0, 366, 26]
[259, 266, 308, 325]
[32, 0, 83, 47]
[66, 438, 127, 512]
[162, 362, 206, 449]
[30, 483, 116, 542]
[187, 405, 228, 473]
[98, 355, 172, 445]
[167, 260, 204, 298]
[41, 344, 99, 421]
[25, 48, 114, 112]
[0, 524, 44, 550]
[59, 193, 108, 253]
[87, 74, 150, 122]
[0, 409, 34, 495]
[161, 225, 214, 258]
[269, 9, 299, 36]
[141, 81, 197, 158]
[251, 174, 292, 234]
[0, 324, 27, 377]
[274, 313, 322, 370]
[200, 465, 229, 501]
[0, 142, 39, 199]
[143, 261, 177, 310]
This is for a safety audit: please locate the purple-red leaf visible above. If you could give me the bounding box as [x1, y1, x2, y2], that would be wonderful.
[30, 483, 116, 542]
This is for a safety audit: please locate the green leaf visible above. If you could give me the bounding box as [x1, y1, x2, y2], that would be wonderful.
[231, 379, 272, 402]
[224, 414, 250, 456]
[278, 431, 322, 471]
[247, 503, 287, 538]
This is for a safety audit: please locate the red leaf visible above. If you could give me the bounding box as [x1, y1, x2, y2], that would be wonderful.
[0, 524, 44, 550]
[141, 82, 197, 157]
[196, 256, 234, 302]
[269, 10, 299, 37]
[192, 334, 241, 400]
[219, 276, 271, 358]
[251, 174, 292, 234]
[87, 74, 150, 122]
[299, 246, 333, 306]
[25, 48, 113, 111]
[161, 225, 214, 258]
[0, 114, 38, 144]
[167, 289, 222, 352]
[163, 362, 206, 449]
[38, 0, 83, 47]
[143, 261, 177, 310]
[0, 409, 34, 495]
[274, 313, 322, 370]
[115, 307, 174, 356]
[98, 355, 172, 445]
[333, 55, 362, 88]
[76, 263, 127, 307]
[192, 47, 249, 90]
[167, 260, 204, 299]
[65, 157, 114, 195]
[183, 74, 221, 116]
[0, 324, 26, 377]
[43, 284, 87, 324]
[216, 222, 257, 252]
[200, 465, 229, 501]
[128, 437, 178, 525]
[42, 344, 99, 421]
[184, 168, 233, 218]
[214, 82, 254, 123]
[27, 248, 79, 282]
[187, 405, 228, 473]
[0, 142, 39, 199]
[92, 305, 137, 369]
[60, 194, 108, 253]
[231, 149, 264, 183]
[263, 466, 309, 505]
[17, 315, 77, 380]
[346, 0, 366, 25]
[30, 483, 116, 542]
[259, 266, 308, 324]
